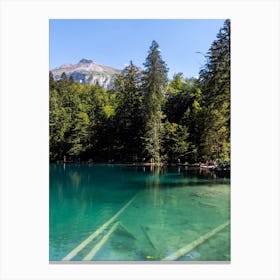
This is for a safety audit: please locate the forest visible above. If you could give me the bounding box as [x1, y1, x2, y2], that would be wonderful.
[49, 20, 230, 165]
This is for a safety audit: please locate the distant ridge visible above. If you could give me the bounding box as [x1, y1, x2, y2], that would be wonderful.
[50, 59, 121, 89]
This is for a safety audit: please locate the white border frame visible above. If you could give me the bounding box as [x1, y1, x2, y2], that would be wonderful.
[1, 0, 279, 279]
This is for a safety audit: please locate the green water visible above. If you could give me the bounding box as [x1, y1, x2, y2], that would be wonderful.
[49, 164, 230, 261]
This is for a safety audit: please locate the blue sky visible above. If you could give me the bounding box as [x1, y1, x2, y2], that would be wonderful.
[49, 19, 225, 79]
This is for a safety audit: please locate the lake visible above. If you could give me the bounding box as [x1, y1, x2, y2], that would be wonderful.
[49, 164, 230, 262]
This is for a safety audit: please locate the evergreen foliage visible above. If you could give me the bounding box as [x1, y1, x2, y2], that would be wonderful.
[142, 41, 168, 163]
[114, 61, 144, 161]
[49, 21, 230, 165]
[199, 19, 230, 162]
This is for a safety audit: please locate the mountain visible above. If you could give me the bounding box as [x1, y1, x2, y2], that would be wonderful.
[50, 59, 122, 89]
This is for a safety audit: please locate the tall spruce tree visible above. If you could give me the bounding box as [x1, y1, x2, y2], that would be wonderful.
[199, 19, 230, 162]
[142, 41, 168, 163]
[114, 61, 143, 161]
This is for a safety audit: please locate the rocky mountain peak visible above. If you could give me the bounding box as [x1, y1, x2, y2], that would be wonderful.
[50, 58, 121, 89]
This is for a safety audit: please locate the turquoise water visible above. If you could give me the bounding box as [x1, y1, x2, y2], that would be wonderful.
[49, 164, 230, 261]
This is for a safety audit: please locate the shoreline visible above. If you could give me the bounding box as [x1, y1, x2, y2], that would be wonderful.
[51, 161, 230, 171]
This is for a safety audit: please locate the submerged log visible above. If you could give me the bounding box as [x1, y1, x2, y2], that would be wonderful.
[162, 220, 230, 261]
[119, 222, 137, 240]
[62, 193, 138, 261]
[141, 225, 157, 250]
[83, 221, 120, 261]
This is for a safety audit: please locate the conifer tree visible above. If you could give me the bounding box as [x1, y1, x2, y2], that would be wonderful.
[114, 61, 143, 161]
[142, 41, 168, 163]
[199, 19, 230, 162]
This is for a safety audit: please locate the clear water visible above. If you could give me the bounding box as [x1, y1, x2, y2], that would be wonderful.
[49, 164, 230, 261]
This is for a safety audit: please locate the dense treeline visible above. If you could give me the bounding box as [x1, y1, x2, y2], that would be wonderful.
[50, 20, 230, 165]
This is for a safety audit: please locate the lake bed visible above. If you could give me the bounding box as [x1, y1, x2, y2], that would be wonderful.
[50, 164, 230, 262]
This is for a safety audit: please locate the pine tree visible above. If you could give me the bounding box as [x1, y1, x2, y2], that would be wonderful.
[199, 19, 230, 162]
[142, 41, 168, 163]
[114, 61, 143, 161]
